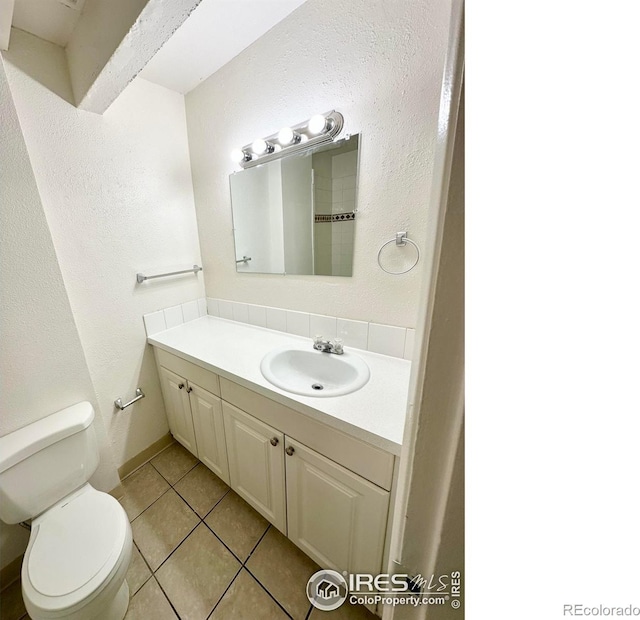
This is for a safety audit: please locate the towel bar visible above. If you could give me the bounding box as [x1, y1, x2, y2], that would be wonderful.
[136, 265, 202, 284]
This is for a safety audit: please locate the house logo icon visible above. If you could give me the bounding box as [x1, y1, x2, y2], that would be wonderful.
[306, 570, 348, 611]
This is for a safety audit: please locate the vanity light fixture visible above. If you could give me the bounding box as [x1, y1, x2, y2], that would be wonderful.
[231, 148, 252, 163]
[277, 126, 301, 146]
[251, 138, 275, 155]
[308, 114, 330, 135]
[231, 110, 344, 169]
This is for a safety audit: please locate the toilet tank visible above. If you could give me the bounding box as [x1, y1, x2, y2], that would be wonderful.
[0, 402, 100, 524]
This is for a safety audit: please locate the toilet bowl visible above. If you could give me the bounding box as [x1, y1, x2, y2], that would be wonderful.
[0, 402, 133, 620]
[22, 485, 132, 620]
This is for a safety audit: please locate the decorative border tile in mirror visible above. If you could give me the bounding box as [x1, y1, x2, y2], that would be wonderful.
[143, 298, 415, 361]
[314, 212, 356, 223]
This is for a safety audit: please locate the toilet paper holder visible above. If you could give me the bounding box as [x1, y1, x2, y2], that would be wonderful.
[114, 388, 145, 411]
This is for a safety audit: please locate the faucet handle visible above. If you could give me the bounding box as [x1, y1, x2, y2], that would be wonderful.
[314, 334, 324, 345]
[332, 338, 344, 353]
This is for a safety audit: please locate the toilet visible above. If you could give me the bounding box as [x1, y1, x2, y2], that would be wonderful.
[0, 402, 132, 620]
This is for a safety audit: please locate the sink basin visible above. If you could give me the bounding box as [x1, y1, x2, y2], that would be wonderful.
[260, 346, 370, 397]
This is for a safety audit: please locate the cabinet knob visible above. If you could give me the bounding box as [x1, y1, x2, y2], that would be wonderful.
[270, 437, 279, 447]
[186, 386, 193, 393]
[178, 383, 185, 390]
[285, 446, 295, 456]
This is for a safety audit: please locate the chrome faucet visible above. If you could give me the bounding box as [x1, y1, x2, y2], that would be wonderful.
[313, 335, 344, 355]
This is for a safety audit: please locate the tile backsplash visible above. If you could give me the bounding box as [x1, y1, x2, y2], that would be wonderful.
[143, 298, 415, 361]
[143, 298, 208, 337]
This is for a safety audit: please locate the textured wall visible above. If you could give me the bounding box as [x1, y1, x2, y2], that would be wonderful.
[185, 0, 451, 328]
[0, 55, 119, 568]
[3, 30, 204, 467]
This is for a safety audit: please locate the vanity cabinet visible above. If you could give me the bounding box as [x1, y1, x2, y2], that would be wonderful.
[156, 353, 230, 484]
[189, 383, 229, 484]
[285, 437, 389, 576]
[153, 347, 394, 578]
[158, 367, 198, 457]
[222, 402, 286, 533]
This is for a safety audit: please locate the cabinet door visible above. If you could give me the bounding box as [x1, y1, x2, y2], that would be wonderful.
[222, 402, 286, 533]
[189, 382, 229, 484]
[159, 366, 198, 457]
[285, 438, 389, 576]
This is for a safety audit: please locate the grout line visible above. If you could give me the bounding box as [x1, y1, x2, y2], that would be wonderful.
[121, 440, 177, 481]
[152, 575, 184, 620]
[175, 486, 230, 521]
[244, 524, 271, 565]
[200, 500, 270, 567]
[205, 565, 244, 620]
[243, 563, 295, 620]
[200, 518, 246, 565]
[130, 541, 153, 596]
[200, 487, 232, 521]
[149, 458, 199, 487]
[148, 517, 201, 575]
[128, 485, 173, 524]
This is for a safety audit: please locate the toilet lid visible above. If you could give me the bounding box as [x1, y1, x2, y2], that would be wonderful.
[28, 490, 126, 597]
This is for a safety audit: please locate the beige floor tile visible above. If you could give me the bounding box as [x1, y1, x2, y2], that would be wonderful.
[124, 577, 177, 620]
[174, 463, 229, 518]
[309, 600, 377, 619]
[0, 579, 27, 620]
[204, 491, 269, 561]
[151, 442, 198, 485]
[132, 489, 199, 570]
[119, 463, 170, 521]
[126, 544, 151, 596]
[155, 523, 241, 620]
[246, 528, 319, 620]
[209, 569, 289, 620]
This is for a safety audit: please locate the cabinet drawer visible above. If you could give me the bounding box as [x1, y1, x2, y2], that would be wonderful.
[220, 378, 395, 491]
[154, 348, 220, 396]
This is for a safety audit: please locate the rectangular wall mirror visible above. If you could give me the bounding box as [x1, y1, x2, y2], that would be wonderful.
[230, 134, 359, 276]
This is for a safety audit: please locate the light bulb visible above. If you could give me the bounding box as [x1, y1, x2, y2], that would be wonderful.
[231, 148, 246, 163]
[252, 139, 267, 155]
[308, 114, 328, 135]
[278, 127, 297, 145]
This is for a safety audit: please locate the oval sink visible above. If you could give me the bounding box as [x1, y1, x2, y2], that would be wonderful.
[260, 346, 370, 397]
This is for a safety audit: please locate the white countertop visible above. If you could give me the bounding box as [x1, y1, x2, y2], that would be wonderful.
[147, 316, 411, 455]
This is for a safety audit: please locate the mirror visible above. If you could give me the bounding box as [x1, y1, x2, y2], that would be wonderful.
[230, 134, 359, 276]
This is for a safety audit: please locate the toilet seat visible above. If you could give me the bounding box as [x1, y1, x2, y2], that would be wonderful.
[22, 485, 130, 617]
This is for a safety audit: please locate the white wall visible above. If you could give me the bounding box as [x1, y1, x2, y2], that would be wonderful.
[230, 161, 285, 273]
[3, 29, 204, 467]
[185, 0, 451, 328]
[0, 55, 119, 568]
[282, 155, 313, 275]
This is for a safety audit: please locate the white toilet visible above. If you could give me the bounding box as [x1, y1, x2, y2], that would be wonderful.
[0, 402, 132, 620]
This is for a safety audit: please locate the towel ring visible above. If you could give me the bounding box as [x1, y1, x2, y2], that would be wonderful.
[377, 231, 420, 275]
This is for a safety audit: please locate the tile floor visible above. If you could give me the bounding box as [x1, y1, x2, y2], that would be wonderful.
[0, 442, 375, 620]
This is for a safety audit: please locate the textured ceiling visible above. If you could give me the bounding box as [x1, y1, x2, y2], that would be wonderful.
[9, 0, 308, 95]
[138, 0, 309, 94]
[12, 0, 85, 47]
